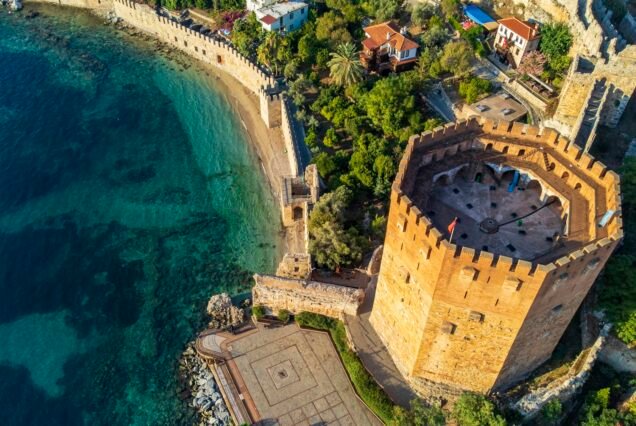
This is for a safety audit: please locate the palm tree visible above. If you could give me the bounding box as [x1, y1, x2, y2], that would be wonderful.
[327, 42, 364, 87]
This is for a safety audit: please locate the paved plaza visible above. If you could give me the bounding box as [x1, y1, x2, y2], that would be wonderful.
[224, 323, 381, 426]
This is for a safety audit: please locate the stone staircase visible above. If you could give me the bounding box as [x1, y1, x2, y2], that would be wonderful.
[574, 78, 608, 151]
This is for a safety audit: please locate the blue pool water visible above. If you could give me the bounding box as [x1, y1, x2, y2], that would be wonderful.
[0, 6, 282, 425]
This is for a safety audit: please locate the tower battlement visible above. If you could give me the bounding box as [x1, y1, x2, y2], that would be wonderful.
[369, 117, 622, 398]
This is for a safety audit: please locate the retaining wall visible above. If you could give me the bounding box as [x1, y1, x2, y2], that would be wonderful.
[253, 274, 364, 318]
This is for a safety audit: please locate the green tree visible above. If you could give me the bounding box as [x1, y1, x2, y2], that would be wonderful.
[316, 48, 331, 69]
[298, 32, 319, 64]
[459, 77, 492, 104]
[417, 47, 442, 78]
[599, 255, 636, 343]
[363, 74, 421, 138]
[373, 154, 396, 196]
[231, 13, 262, 57]
[420, 25, 450, 49]
[411, 3, 437, 27]
[440, 40, 473, 76]
[257, 31, 292, 75]
[308, 187, 365, 269]
[366, 0, 401, 21]
[163, 0, 182, 10]
[540, 22, 573, 62]
[452, 393, 507, 426]
[440, 0, 461, 19]
[391, 398, 445, 425]
[316, 11, 352, 47]
[194, 0, 211, 9]
[540, 398, 562, 425]
[322, 127, 338, 147]
[313, 152, 338, 177]
[328, 43, 364, 87]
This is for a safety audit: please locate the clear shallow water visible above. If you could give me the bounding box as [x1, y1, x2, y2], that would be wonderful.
[0, 6, 282, 425]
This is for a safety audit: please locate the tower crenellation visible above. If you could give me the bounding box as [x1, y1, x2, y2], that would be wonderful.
[369, 117, 622, 399]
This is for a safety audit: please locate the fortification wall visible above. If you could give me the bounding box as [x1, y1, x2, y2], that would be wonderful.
[25, 0, 112, 12]
[281, 97, 301, 178]
[370, 117, 622, 395]
[112, 0, 275, 96]
[253, 274, 364, 318]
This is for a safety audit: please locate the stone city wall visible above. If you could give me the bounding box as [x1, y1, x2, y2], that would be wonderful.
[512, 325, 611, 419]
[253, 274, 364, 319]
[112, 0, 276, 97]
[281, 97, 302, 178]
[25, 0, 113, 12]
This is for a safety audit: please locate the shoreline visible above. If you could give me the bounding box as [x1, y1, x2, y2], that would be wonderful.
[20, 0, 294, 256]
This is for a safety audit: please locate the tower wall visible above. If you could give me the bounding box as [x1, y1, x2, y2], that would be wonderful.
[370, 118, 623, 396]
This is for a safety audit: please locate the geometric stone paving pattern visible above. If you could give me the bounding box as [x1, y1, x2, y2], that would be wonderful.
[228, 324, 381, 426]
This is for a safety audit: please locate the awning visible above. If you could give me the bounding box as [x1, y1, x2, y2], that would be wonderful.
[464, 5, 496, 26]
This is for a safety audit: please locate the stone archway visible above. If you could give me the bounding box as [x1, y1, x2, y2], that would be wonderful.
[293, 206, 303, 221]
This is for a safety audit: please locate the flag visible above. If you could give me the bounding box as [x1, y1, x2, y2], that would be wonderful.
[448, 217, 459, 234]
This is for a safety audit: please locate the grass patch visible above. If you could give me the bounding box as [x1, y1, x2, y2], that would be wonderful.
[295, 312, 395, 423]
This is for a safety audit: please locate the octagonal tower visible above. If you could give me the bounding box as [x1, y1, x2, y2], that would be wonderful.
[369, 118, 623, 398]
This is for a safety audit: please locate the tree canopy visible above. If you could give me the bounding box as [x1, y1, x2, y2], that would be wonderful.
[308, 187, 366, 269]
[540, 22, 573, 61]
[440, 40, 473, 76]
[362, 74, 422, 139]
[328, 43, 364, 87]
[452, 393, 507, 426]
[599, 158, 636, 344]
[391, 398, 446, 426]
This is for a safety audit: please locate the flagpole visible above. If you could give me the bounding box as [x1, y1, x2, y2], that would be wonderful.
[449, 224, 456, 244]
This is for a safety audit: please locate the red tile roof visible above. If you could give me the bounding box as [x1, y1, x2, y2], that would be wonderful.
[362, 37, 380, 50]
[498, 17, 540, 40]
[260, 14, 277, 25]
[363, 21, 419, 52]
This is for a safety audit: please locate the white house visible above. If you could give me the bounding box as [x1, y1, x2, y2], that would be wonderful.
[247, 0, 309, 33]
[494, 17, 541, 67]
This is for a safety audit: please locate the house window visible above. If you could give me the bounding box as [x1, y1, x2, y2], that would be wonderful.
[301, 7, 305, 14]
[403, 50, 409, 59]
[289, 12, 294, 19]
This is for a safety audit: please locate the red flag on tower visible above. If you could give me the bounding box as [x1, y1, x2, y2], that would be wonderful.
[447, 217, 459, 234]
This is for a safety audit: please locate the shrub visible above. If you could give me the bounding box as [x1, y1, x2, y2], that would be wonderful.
[452, 392, 506, 426]
[295, 311, 337, 330]
[277, 309, 291, 324]
[252, 305, 266, 319]
[459, 77, 492, 104]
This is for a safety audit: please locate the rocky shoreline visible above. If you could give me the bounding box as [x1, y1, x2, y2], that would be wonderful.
[178, 293, 250, 425]
[179, 344, 231, 426]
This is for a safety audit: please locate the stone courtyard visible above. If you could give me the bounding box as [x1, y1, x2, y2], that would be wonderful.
[223, 324, 380, 426]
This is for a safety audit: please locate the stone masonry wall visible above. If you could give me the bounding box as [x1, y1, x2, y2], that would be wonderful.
[112, 0, 276, 97]
[26, 0, 113, 12]
[253, 274, 364, 319]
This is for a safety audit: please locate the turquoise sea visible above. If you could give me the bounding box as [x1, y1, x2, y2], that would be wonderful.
[0, 6, 282, 425]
